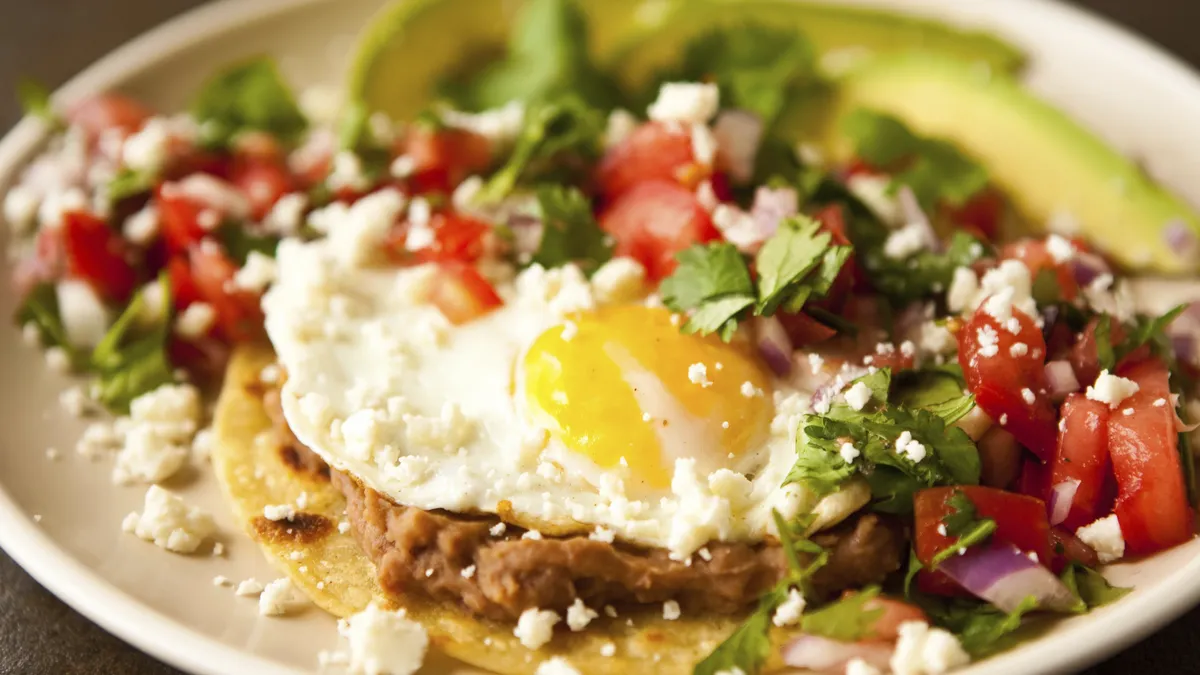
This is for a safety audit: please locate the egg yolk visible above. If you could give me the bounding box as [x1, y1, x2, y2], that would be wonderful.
[520, 305, 774, 490]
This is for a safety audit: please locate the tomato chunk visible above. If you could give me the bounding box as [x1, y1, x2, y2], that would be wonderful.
[429, 262, 503, 325]
[186, 244, 264, 342]
[61, 211, 137, 302]
[66, 93, 151, 139]
[1049, 394, 1113, 531]
[399, 127, 492, 195]
[945, 188, 1004, 242]
[598, 180, 720, 282]
[958, 307, 1058, 459]
[596, 122, 697, 200]
[1001, 238, 1078, 302]
[230, 158, 293, 221]
[1049, 527, 1100, 573]
[157, 186, 209, 255]
[398, 213, 492, 265]
[914, 486, 1052, 596]
[1108, 358, 1193, 555]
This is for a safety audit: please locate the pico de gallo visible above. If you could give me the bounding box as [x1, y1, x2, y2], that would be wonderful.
[6, 4, 1200, 674]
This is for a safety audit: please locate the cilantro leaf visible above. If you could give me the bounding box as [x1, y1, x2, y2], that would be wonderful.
[862, 230, 988, 306]
[476, 96, 603, 203]
[660, 242, 755, 329]
[15, 282, 75, 358]
[105, 168, 156, 205]
[789, 369, 981, 513]
[661, 22, 816, 126]
[953, 595, 1040, 658]
[841, 108, 989, 208]
[892, 370, 975, 425]
[336, 100, 393, 182]
[529, 185, 612, 274]
[218, 221, 280, 265]
[1094, 315, 1116, 372]
[1059, 562, 1131, 610]
[931, 491, 997, 565]
[17, 78, 58, 124]
[800, 586, 885, 642]
[440, 0, 619, 112]
[1116, 305, 1187, 364]
[192, 57, 307, 149]
[90, 276, 176, 414]
[692, 587, 782, 675]
[685, 295, 757, 341]
[772, 510, 828, 584]
[754, 215, 833, 315]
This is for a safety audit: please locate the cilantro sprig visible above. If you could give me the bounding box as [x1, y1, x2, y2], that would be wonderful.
[90, 275, 177, 413]
[16, 78, 61, 126]
[192, 56, 307, 150]
[931, 491, 997, 565]
[528, 185, 612, 274]
[842, 108, 989, 209]
[787, 369, 981, 512]
[694, 511, 828, 675]
[475, 95, 604, 203]
[660, 215, 851, 341]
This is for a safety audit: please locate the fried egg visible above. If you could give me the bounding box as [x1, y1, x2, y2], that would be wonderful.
[265, 223, 866, 559]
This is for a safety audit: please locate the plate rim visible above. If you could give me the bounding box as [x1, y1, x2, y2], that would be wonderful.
[2, 1, 1200, 674]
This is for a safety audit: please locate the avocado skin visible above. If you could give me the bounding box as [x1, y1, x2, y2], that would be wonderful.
[777, 53, 1200, 274]
[608, 0, 1025, 94]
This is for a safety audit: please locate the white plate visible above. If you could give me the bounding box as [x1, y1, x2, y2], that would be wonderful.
[2, 1, 1200, 674]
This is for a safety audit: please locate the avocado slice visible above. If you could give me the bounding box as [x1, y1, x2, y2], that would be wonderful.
[348, 0, 651, 120]
[608, 0, 1025, 97]
[777, 53, 1200, 274]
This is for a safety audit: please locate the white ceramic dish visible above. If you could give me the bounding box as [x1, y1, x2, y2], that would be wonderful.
[2, 1, 1200, 673]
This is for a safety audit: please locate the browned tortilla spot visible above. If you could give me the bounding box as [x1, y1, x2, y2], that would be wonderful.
[278, 444, 331, 481]
[252, 512, 333, 544]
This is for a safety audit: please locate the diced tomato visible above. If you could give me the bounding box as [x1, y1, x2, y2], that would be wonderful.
[157, 185, 208, 255]
[1108, 358, 1193, 555]
[186, 244, 263, 342]
[388, 213, 491, 265]
[596, 122, 697, 200]
[914, 486, 1052, 596]
[167, 256, 201, 310]
[399, 127, 492, 195]
[977, 426, 1022, 489]
[1049, 394, 1113, 530]
[1069, 317, 1133, 389]
[61, 211, 137, 302]
[598, 180, 721, 282]
[776, 311, 838, 348]
[66, 93, 151, 139]
[958, 307, 1058, 459]
[1049, 527, 1100, 573]
[1016, 455, 1051, 501]
[946, 188, 1005, 241]
[839, 591, 928, 641]
[168, 150, 233, 182]
[428, 262, 503, 325]
[1001, 238, 1078, 302]
[230, 158, 293, 221]
[809, 204, 856, 312]
[166, 335, 229, 381]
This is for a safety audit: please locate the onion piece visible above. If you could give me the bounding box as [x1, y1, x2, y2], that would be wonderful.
[1048, 479, 1081, 526]
[780, 635, 894, 673]
[1069, 252, 1110, 288]
[938, 543, 1079, 614]
[1043, 361, 1081, 401]
[809, 365, 871, 413]
[713, 110, 765, 184]
[896, 186, 942, 253]
[749, 186, 799, 239]
[755, 316, 794, 377]
[1163, 218, 1199, 255]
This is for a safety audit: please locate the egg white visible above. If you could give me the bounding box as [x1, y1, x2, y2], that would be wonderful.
[265, 235, 867, 559]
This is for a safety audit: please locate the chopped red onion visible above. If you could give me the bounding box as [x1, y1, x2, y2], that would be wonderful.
[1069, 252, 1110, 288]
[810, 365, 871, 413]
[713, 110, 765, 184]
[1163, 218, 1198, 254]
[1168, 302, 1200, 366]
[749, 186, 799, 239]
[1048, 479, 1081, 526]
[755, 316, 794, 377]
[1044, 361, 1081, 401]
[938, 542, 1078, 614]
[781, 635, 894, 673]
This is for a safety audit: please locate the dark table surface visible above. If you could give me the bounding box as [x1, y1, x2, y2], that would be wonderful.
[2, 0, 1200, 673]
